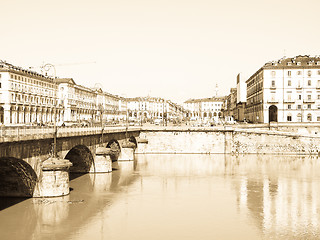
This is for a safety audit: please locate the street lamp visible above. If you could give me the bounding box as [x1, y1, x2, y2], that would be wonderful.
[41, 63, 58, 158]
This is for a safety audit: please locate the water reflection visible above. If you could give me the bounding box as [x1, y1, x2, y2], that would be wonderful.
[0, 154, 319, 239]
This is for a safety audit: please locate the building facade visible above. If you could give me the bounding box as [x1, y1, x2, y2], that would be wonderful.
[0, 60, 126, 125]
[0, 61, 62, 125]
[235, 73, 247, 121]
[245, 55, 320, 123]
[184, 97, 224, 123]
[127, 96, 186, 123]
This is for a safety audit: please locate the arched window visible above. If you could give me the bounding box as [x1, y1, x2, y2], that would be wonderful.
[307, 113, 312, 121]
[297, 113, 302, 122]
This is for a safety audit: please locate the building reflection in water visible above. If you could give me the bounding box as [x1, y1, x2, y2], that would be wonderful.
[230, 154, 320, 239]
[1, 154, 320, 240]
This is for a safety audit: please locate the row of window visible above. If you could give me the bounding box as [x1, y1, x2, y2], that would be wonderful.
[270, 79, 320, 88]
[10, 74, 55, 89]
[271, 70, 320, 77]
[286, 113, 319, 122]
[11, 83, 55, 97]
[11, 93, 56, 106]
[286, 104, 320, 110]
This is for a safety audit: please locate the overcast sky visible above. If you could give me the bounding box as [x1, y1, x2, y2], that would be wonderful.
[1, 0, 320, 103]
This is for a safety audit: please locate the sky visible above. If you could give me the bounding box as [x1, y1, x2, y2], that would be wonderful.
[1, 0, 320, 104]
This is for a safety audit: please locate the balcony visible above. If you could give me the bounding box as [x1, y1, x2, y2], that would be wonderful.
[303, 99, 315, 103]
[283, 99, 295, 103]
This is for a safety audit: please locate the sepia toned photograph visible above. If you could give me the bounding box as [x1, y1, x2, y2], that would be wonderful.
[0, 0, 320, 239]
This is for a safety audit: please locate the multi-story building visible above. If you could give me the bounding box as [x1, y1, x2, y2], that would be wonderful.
[245, 55, 320, 123]
[184, 97, 224, 122]
[0, 61, 61, 125]
[236, 73, 247, 121]
[0, 60, 127, 125]
[127, 96, 185, 123]
[223, 88, 237, 122]
[57, 78, 98, 122]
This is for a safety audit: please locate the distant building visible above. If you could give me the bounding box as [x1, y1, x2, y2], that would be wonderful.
[184, 97, 224, 122]
[224, 88, 237, 122]
[236, 73, 247, 121]
[245, 55, 320, 123]
[127, 96, 186, 123]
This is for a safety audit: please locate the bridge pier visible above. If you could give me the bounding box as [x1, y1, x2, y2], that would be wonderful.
[135, 137, 148, 154]
[34, 158, 72, 197]
[118, 141, 136, 161]
[94, 147, 113, 173]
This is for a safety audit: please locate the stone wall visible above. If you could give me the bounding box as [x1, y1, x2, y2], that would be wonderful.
[232, 130, 320, 155]
[138, 130, 226, 154]
[138, 129, 320, 155]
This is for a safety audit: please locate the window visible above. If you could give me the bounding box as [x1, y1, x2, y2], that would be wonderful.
[318, 95, 320, 100]
[288, 80, 291, 86]
[318, 70, 320, 75]
[287, 71, 291, 76]
[0, 74, 1, 79]
[308, 104, 311, 109]
[297, 113, 302, 122]
[308, 70, 312, 77]
[308, 80, 312, 86]
[287, 115, 292, 121]
[271, 80, 275, 87]
[297, 105, 301, 109]
[298, 95, 302, 100]
[317, 116, 320, 121]
[308, 95, 312, 101]
[307, 113, 312, 121]
[297, 71, 302, 75]
[288, 104, 291, 109]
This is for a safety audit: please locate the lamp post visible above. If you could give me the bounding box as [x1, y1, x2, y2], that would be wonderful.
[41, 63, 57, 158]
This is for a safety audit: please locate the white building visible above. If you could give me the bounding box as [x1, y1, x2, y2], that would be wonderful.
[0, 60, 126, 125]
[0, 61, 61, 125]
[184, 97, 224, 122]
[127, 96, 185, 123]
[245, 55, 320, 123]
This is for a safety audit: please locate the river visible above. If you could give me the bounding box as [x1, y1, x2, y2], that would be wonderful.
[0, 154, 320, 240]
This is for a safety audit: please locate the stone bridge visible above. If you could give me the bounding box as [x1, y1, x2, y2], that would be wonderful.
[0, 126, 143, 198]
[2, 125, 320, 198]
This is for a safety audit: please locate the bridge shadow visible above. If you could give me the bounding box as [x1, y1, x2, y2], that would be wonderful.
[0, 157, 38, 211]
[0, 197, 29, 211]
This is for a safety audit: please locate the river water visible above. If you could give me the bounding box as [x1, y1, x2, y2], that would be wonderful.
[0, 154, 320, 240]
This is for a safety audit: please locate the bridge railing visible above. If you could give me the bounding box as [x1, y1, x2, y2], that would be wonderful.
[0, 125, 140, 139]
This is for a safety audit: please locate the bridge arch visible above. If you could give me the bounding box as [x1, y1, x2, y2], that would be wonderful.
[0, 157, 38, 197]
[128, 136, 138, 148]
[65, 145, 94, 173]
[106, 139, 121, 161]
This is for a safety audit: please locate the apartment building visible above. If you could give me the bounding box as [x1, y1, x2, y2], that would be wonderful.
[127, 96, 185, 122]
[0, 61, 61, 125]
[0, 60, 126, 125]
[184, 97, 224, 122]
[245, 55, 320, 123]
